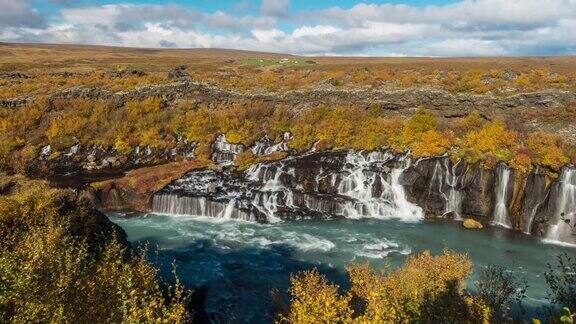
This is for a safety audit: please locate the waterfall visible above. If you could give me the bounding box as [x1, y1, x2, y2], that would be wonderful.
[427, 158, 463, 220]
[250, 132, 291, 156]
[523, 168, 547, 234]
[428, 160, 444, 197]
[212, 134, 244, 165]
[246, 162, 294, 223]
[444, 159, 463, 220]
[524, 203, 542, 234]
[152, 194, 254, 221]
[544, 168, 576, 245]
[152, 150, 423, 223]
[491, 164, 512, 228]
[337, 151, 423, 221]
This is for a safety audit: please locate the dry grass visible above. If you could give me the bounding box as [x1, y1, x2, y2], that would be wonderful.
[1, 43, 575, 73]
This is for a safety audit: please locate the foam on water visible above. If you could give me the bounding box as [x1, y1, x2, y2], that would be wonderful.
[110, 212, 576, 323]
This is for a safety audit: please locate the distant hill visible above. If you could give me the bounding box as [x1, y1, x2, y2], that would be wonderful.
[1, 42, 576, 74]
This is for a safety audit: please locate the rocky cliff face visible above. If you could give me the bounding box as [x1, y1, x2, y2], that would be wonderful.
[125, 145, 573, 244]
[31, 140, 195, 180]
[41, 129, 576, 245]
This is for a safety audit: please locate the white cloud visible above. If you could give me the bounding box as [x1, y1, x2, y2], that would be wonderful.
[419, 39, 507, 56]
[1, 0, 576, 56]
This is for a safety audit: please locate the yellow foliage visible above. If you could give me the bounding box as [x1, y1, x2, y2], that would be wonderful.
[0, 178, 190, 322]
[348, 250, 474, 322]
[282, 250, 490, 323]
[235, 151, 258, 171]
[410, 130, 452, 158]
[281, 269, 353, 323]
[465, 121, 517, 162]
[526, 132, 569, 171]
[182, 107, 218, 143]
[113, 137, 132, 155]
[316, 108, 355, 148]
[402, 110, 438, 147]
[235, 151, 289, 171]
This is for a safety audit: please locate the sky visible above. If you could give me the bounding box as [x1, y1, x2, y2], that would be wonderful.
[1, 0, 576, 56]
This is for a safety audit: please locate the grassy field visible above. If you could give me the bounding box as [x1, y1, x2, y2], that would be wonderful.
[1, 42, 575, 98]
[1, 43, 575, 73]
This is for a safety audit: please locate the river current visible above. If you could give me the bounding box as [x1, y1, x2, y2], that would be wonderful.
[110, 213, 576, 323]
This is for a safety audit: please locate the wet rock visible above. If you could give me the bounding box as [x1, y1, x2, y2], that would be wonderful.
[463, 218, 483, 229]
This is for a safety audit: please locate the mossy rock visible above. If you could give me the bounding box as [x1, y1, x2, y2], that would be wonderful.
[463, 218, 483, 229]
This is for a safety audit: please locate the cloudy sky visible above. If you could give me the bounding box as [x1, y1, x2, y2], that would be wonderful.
[2, 0, 576, 56]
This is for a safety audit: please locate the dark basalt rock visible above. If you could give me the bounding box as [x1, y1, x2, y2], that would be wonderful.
[167, 65, 191, 81]
[521, 170, 549, 234]
[30, 141, 196, 180]
[107, 69, 147, 78]
[0, 71, 31, 79]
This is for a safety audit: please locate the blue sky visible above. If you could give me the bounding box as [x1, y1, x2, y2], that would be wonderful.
[2, 0, 576, 56]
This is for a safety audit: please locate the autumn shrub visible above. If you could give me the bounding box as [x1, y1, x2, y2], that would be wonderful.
[180, 107, 218, 144]
[0, 224, 189, 323]
[510, 147, 534, 174]
[281, 250, 491, 323]
[526, 132, 569, 171]
[280, 269, 353, 323]
[352, 116, 402, 151]
[402, 109, 438, 144]
[235, 151, 259, 171]
[235, 151, 289, 171]
[259, 151, 289, 163]
[0, 177, 190, 323]
[410, 129, 452, 158]
[464, 121, 517, 164]
[316, 107, 356, 148]
[455, 111, 485, 136]
[2, 90, 576, 175]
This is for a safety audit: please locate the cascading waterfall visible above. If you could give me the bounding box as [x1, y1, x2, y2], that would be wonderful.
[544, 168, 576, 245]
[152, 150, 424, 223]
[251, 132, 291, 156]
[426, 158, 463, 219]
[523, 168, 548, 234]
[444, 159, 463, 220]
[337, 151, 423, 221]
[491, 164, 513, 228]
[212, 134, 244, 165]
[152, 194, 254, 221]
[246, 162, 294, 223]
